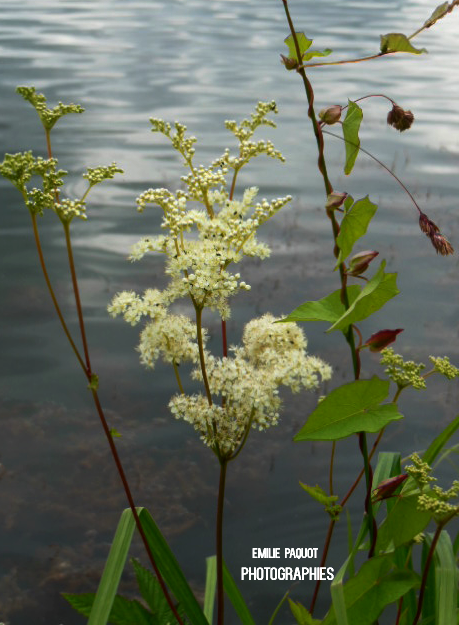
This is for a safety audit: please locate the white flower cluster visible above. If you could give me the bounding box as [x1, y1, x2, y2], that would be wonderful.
[108, 104, 332, 455]
[169, 314, 332, 454]
[108, 288, 207, 368]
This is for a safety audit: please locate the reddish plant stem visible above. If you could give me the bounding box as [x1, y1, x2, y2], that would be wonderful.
[281, 3, 376, 612]
[33, 217, 184, 624]
[412, 524, 444, 625]
[39, 131, 185, 625]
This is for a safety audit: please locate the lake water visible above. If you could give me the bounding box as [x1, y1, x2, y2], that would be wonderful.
[1, 0, 459, 623]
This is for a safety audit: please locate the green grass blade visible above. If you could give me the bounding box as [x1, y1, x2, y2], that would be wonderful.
[137, 507, 209, 625]
[204, 556, 217, 624]
[88, 508, 136, 625]
[424, 531, 458, 625]
[222, 560, 256, 625]
[422, 415, 459, 466]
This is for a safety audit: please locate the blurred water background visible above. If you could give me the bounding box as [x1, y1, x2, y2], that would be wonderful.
[1, 0, 459, 623]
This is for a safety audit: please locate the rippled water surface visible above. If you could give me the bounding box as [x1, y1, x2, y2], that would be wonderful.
[1, 1, 459, 623]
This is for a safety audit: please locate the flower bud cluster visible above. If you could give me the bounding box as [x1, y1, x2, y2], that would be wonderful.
[428, 356, 459, 379]
[55, 198, 87, 222]
[380, 348, 426, 389]
[83, 163, 124, 187]
[16, 86, 84, 131]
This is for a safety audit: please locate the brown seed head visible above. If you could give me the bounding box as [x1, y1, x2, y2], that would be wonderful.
[387, 104, 414, 132]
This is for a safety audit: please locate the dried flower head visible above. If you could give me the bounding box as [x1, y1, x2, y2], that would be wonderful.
[418, 212, 454, 255]
[387, 104, 414, 132]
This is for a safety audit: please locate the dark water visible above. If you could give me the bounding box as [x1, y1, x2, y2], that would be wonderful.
[1, 1, 459, 623]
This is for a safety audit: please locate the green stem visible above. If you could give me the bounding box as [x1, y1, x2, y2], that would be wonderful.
[173, 360, 185, 394]
[216, 458, 228, 625]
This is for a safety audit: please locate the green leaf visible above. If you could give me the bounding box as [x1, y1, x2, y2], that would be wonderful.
[327, 261, 399, 332]
[423, 414, 459, 466]
[137, 509, 209, 625]
[323, 555, 419, 625]
[131, 558, 183, 623]
[223, 561, 256, 625]
[280, 285, 361, 324]
[336, 196, 378, 266]
[288, 598, 323, 624]
[110, 427, 122, 438]
[422, 531, 458, 625]
[86, 509, 137, 625]
[424, 2, 449, 28]
[375, 494, 432, 553]
[204, 556, 217, 624]
[294, 376, 403, 442]
[380, 33, 427, 55]
[299, 483, 338, 507]
[284, 33, 332, 63]
[103, 596, 154, 625]
[63, 593, 154, 625]
[342, 101, 363, 175]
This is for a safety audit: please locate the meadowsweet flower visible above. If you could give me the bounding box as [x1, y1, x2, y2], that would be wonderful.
[139, 314, 204, 368]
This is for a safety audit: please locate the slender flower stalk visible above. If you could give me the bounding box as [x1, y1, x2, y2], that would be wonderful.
[281, 3, 376, 607]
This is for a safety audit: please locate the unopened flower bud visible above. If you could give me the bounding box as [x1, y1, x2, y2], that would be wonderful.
[362, 328, 403, 352]
[347, 250, 379, 276]
[325, 191, 348, 210]
[319, 105, 342, 125]
[387, 104, 414, 132]
[372, 474, 408, 503]
[280, 54, 299, 70]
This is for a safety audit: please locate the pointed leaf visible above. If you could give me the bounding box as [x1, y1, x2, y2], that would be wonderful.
[288, 599, 322, 624]
[423, 414, 459, 466]
[299, 483, 338, 507]
[423, 531, 458, 625]
[131, 558, 182, 623]
[63, 593, 154, 625]
[327, 261, 399, 332]
[424, 2, 449, 27]
[303, 48, 332, 62]
[342, 101, 363, 175]
[322, 555, 419, 625]
[284, 32, 313, 61]
[223, 561, 256, 625]
[204, 556, 217, 624]
[280, 285, 361, 324]
[380, 33, 427, 54]
[283, 33, 332, 63]
[336, 196, 378, 266]
[375, 494, 432, 553]
[294, 376, 403, 442]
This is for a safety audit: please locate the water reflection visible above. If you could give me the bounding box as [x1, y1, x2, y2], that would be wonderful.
[1, 0, 459, 623]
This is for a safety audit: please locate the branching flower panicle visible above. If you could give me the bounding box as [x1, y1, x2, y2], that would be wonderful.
[110, 104, 330, 456]
[16, 86, 84, 131]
